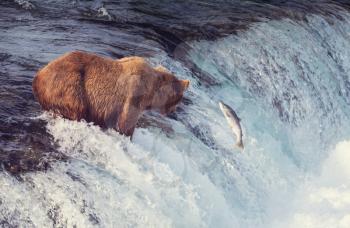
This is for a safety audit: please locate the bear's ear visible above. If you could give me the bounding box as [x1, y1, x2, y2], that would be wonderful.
[155, 65, 170, 74]
[180, 79, 190, 90]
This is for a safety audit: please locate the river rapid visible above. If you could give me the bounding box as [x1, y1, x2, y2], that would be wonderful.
[1, 0, 350, 227]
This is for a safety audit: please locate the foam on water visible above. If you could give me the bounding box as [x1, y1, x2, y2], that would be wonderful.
[183, 10, 350, 227]
[45, 116, 205, 227]
[1, 10, 350, 228]
[187, 12, 350, 169]
[14, 0, 35, 10]
[270, 140, 350, 228]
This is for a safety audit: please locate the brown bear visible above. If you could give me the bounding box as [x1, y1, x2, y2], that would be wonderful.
[32, 51, 189, 136]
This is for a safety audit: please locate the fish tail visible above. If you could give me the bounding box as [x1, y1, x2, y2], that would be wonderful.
[235, 141, 244, 150]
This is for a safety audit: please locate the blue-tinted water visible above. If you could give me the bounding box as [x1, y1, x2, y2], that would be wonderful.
[1, 0, 350, 227]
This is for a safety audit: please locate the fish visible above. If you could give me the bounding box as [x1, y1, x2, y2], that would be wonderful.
[219, 101, 244, 149]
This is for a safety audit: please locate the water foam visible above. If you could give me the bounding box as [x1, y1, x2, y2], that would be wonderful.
[1, 11, 350, 227]
[14, 0, 35, 10]
[184, 10, 350, 227]
[270, 140, 350, 228]
[187, 12, 350, 169]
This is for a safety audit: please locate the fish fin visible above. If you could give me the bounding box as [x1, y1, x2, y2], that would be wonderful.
[235, 141, 244, 150]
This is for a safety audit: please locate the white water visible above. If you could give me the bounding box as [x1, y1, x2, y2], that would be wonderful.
[1, 12, 350, 227]
[271, 140, 350, 228]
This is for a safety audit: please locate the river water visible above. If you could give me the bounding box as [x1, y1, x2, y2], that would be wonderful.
[1, 0, 350, 227]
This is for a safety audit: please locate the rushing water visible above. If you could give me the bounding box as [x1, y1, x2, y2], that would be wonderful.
[1, 0, 350, 227]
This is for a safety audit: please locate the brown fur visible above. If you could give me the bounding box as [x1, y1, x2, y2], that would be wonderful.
[33, 51, 189, 136]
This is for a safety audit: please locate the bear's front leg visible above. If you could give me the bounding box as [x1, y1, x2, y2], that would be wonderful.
[117, 101, 142, 137]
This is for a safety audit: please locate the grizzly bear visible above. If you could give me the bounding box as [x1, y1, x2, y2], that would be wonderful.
[32, 51, 189, 136]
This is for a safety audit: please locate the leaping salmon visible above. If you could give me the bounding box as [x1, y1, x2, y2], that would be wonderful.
[219, 101, 244, 150]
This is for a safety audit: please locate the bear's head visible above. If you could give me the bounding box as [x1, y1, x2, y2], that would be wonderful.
[149, 66, 189, 115]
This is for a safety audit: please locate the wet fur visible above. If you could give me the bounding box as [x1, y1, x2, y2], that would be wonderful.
[33, 51, 189, 136]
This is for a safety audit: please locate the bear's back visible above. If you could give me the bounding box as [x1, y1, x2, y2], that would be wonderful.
[79, 54, 157, 127]
[33, 51, 122, 123]
[117, 56, 154, 78]
[33, 51, 187, 137]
